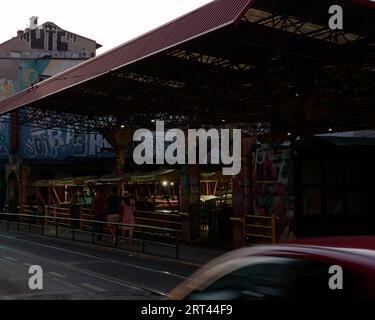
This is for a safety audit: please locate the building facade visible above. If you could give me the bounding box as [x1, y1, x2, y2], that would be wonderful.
[0, 19, 113, 211]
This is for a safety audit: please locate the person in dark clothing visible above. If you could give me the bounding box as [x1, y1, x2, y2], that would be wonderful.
[91, 188, 106, 241]
[105, 186, 121, 243]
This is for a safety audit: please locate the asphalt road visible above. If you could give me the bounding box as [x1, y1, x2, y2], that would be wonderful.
[0, 227, 198, 300]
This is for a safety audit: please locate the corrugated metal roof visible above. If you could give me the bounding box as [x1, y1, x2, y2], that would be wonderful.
[0, 0, 254, 115]
[31, 176, 98, 187]
[85, 169, 179, 184]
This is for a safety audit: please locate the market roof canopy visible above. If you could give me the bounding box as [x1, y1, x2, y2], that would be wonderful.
[125, 169, 179, 183]
[32, 170, 180, 187]
[0, 0, 375, 134]
[87, 169, 179, 184]
[31, 176, 98, 187]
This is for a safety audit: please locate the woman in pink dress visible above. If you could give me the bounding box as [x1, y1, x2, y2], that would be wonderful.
[120, 191, 136, 242]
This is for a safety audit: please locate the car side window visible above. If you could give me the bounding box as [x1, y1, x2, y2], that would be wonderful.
[186, 256, 365, 300]
[186, 257, 297, 300]
[285, 259, 361, 299]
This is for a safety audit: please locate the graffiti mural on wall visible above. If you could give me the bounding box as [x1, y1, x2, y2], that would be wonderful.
[11, 22, 95, 59]
[19, 126, 113, 160]
[254, 147, 295, 241]
[0, 80, 14, 157]
[18, 59, 82, 90]
[0, 59, 89, 157]
[29, 28, 76, 51]
[1, 59, 82, 95]
[0, 115, 10, 157]
[0, 79, 16, 99]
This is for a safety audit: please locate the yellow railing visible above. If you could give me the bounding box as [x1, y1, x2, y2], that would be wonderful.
[244, 214, 277, 245]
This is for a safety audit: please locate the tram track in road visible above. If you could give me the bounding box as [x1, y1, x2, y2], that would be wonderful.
[0, 224, 198, 275]
[0, 232, 189, 279]
[0, 232, 190, 298]
[0, 256, 98, 299]
[0, 248, 168, 299]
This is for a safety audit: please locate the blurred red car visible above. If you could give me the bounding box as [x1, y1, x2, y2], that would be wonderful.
[169, 237, 375, 300]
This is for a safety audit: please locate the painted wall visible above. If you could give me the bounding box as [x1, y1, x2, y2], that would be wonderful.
[0, 58, 83, 95]
[0, 25, 111, 160]
[0, 115, 10, 157]
[0, 58, 90, 158]
[0, 78, 16, 99]
[0, 23, 103, 209]
[0, 22, 97, 59]
[253, 146, 295, 241]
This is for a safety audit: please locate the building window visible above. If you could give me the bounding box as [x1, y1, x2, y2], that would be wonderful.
[10, 52, 21, 58]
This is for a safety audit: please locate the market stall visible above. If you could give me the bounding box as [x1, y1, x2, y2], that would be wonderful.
[86, 169, 180, 212]
[200, 172, 232, 206]
[31, 175, 97, 208]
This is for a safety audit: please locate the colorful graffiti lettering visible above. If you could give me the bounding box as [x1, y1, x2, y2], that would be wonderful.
[20, 127, 113, 160]
[0, 132, 9, 156]
[0, 114, 10, 156]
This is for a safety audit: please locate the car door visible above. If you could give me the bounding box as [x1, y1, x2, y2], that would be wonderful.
[184, 255, 368, 300]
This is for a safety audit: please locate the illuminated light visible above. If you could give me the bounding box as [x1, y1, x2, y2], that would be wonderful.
[170, 182, 174, 186]
[162, 181, 168, 187]
[287, 132, 292, 136]
[121, 125, 125, 128]
[329, 128, 333, 132]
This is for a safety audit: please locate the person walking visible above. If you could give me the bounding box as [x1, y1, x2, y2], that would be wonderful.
[120, 191, 136, 243]
[91, 188, 106, 241]
[105, 186, 121, 243]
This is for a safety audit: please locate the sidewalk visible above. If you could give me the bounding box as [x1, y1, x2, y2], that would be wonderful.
[0, 221, 229, 266]
[177, 245, 228, 266]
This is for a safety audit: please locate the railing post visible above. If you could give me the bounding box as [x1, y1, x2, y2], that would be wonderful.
[79, 208, 82, 230]
[46, 206, 49, 225]
[176, 236, 180, 260]
[53, 207, 56, 225]
[142, 230, 146, 253]
[1, 212, 184, 260]
[114, 224, 118, 248]
[271, 214, 276, 244]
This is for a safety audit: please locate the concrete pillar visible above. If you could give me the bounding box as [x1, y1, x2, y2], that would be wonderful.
[101, 127, 133, 174]
[5, 163, 19, 213]
[179, 164, 200, 244]
[20, 165, 31, 207]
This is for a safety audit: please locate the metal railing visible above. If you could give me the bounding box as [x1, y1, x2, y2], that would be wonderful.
[0, 212, 182, 259]
[245, 214, 278, 245]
